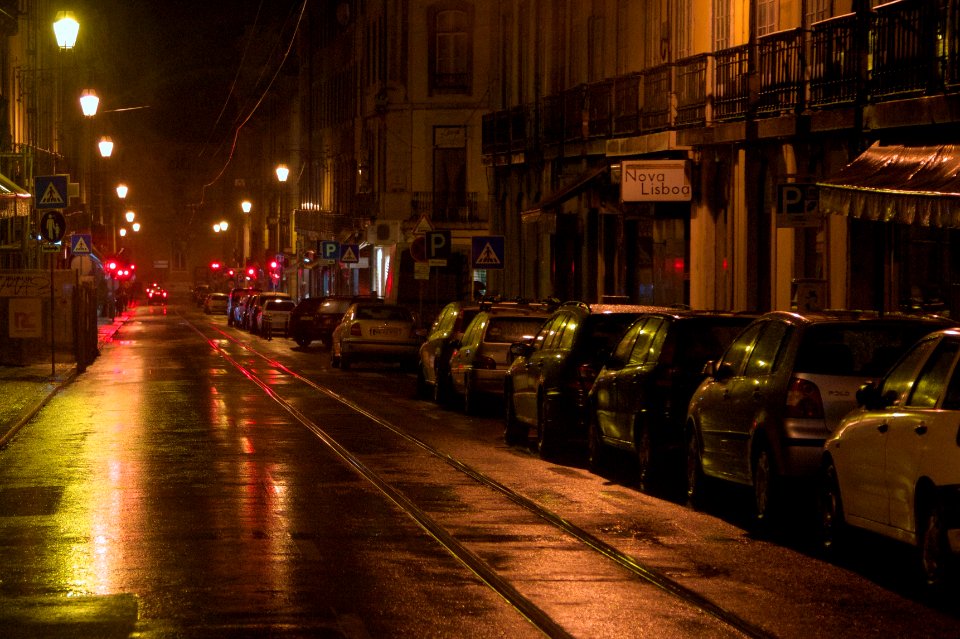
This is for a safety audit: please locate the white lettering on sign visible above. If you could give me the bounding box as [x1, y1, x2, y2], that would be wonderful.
[621, 160, 692, 202]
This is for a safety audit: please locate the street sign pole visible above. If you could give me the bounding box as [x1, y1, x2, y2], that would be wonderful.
[49, 250, 55, 377]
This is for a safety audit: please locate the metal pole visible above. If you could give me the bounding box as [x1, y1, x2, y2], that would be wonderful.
[50, 252, 55, 376]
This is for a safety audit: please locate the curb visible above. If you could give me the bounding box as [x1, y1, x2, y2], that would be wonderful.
[0, 315, 128, 449]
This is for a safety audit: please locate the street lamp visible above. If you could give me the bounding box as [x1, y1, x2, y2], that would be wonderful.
[98, 136, 114, 158]
[53, 12, 79, 49]
[79, 89, 99, 116]
[125, 210, 135, 224]
[116, 184, 128, 199]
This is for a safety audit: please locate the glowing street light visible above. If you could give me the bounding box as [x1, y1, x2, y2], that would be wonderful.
[275, 164, 289, 182]
[53, 11, 79, 50]
[119, 227, 127, 237]
[125, 210, 135, 223]
[219, 220, 229, 231]
[79, 89, 99, 117]
[213, 223, 222, 233]
[116, 184, 128, 199]
[98, 136, 114, 158]
[132, 222, 141, 232]
[241, 200, 252, 213]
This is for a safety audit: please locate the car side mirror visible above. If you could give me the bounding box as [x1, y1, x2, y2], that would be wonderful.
[711, 362, 735, 382]
[508, 341, 531, 361]
[856, 382, 892, 410]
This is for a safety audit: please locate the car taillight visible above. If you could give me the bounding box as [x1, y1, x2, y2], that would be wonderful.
[785, 377, 825, 419]
[475, 354, 497, 370]
[350, 323, 362, 336]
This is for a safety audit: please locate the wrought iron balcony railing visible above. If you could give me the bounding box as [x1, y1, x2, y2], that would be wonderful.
[411, 191, 484, 225]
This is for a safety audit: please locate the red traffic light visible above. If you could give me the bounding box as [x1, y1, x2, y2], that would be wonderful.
[246, 267, 256, 277]
[211, 262, 221, 270]
[269, 260, 279, 269]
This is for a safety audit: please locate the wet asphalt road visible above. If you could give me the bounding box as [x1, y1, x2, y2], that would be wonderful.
[1, 304, 959, 638]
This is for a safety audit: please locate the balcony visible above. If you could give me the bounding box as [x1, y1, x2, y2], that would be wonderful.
[809, 13, 859, 108]
[411, 192, 484, 227]
[480, 1, 960, 158]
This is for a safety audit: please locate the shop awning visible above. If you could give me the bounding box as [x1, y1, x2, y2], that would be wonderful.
[817, 143, 960, 227]
[521, 165, 608, 222]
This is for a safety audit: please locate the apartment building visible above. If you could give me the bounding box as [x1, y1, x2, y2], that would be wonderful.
[480, 0, 960, 315]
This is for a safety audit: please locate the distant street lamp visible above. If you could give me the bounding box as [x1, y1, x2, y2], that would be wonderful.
[241, 200, 252, 213]
[116, 184, 128, 199]
[119, 228, 127, 237]
[132, 222, 141, 232]
[125, 210, 135, 223]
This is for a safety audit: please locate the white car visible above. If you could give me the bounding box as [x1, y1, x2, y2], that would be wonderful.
[254, 298, 296, 336]
[203, 292, 229, 314]
[821, 328, 960, 587]
[331, 303, 421, 370]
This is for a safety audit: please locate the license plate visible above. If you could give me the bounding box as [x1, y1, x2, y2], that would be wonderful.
[371, 328, 401, 336]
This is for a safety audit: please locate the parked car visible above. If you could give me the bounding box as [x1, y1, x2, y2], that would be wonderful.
[685, 311, 953, 522]
[331, 303, 421, 370]
[227, 287, 259, 327]
[820, 328, 960, 587]
[234, 293, 258, 329]
[586, 310, 757, 484]
[246, 292, 293, 331]
[504, 302, 664, 457]
[254, 298, 297, 336]
[447, 304, 551, 414]
[288, 297, 327, 347]
[193, 284, 211, 306]
[203, 292, 229, 314]
[147, 287, 168, 305]
[291, 295, 377, 348]
[416, 300, 489, 402]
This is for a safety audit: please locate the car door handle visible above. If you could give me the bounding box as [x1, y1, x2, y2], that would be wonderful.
[914, 422, 928, 435]
[878, 422, 889, 433]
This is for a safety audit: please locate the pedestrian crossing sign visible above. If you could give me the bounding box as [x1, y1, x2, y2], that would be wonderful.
[34, 174, 69, 209]
[471, 235, 505, 270]
[339, 243, 359, 263]
[71, 234, 92, 255]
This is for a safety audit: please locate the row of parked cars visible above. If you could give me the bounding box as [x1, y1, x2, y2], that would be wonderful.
[413, 297, 960, 587]
[223, 288, 297, 337]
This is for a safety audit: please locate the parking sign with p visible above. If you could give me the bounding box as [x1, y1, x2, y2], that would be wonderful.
[426, 231, 451, 266]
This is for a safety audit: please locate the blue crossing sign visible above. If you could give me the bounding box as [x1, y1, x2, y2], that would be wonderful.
[339, 243, 360, 263]
[34, 175, 69, 210]
[70, 234, 92, 255]
[471, 235, 505, 270]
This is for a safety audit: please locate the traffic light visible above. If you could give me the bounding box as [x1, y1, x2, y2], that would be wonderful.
[211, 261, 221, 270]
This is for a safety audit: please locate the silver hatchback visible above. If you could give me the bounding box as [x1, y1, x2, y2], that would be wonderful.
[685, 311, 953, 522]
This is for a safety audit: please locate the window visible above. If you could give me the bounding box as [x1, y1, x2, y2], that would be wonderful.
[805, 0, 833, 24]
[629, 317, 664, 366]
[721, 322, 764, 375]
[713, 0, 730, 50]
[613, 319, 646, 364]
[906, 341, 960, 408]
[757, 0, 778, 37]
[880, 338, 938, 405]
[744, 321, 789, 377]
[430, 7, 472, 94]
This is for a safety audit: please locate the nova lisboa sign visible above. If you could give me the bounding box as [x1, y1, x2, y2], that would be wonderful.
[621, 160, 692, 202]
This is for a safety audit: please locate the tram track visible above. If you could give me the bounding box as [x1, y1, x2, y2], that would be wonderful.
[186, 313, 774, 639]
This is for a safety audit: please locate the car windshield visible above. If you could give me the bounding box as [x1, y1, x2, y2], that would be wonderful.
[795, 323, 944, 377]
[485, 317, 544, 344]
[355, 306, 412, 321]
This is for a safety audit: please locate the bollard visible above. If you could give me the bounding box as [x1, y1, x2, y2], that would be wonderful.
[264, 315, 272, 340]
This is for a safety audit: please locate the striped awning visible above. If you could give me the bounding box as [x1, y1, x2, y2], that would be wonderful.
[817, 142, 960, 227]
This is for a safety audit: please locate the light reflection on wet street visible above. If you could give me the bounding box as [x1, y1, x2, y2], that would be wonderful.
[0, 306, 541, 638]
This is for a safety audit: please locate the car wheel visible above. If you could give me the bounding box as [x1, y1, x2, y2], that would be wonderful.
[919, 494, 950, 589]
[504, 386, 527, 445]
[818, 460, 846, 555]
[753, 442, 779, 524]
[635, 418, 653, 488]
[686, 426, 707, 509]
[587, 412, 608, 473]
[536, 394, 557, 459]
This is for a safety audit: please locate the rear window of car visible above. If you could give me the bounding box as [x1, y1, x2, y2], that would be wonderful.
[266, 300, 296, 311]
[669, 319, 752, 368]
[322, 299, 354, 313]
[355, 306, 412, 321]
[796, 322, 945, 377]
[578, 314, 641, 352]
[209, 293, 228, 300]
[485, 317, 545, 344]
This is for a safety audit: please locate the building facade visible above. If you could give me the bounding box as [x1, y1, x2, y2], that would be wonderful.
[479, 0, 960, 316]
